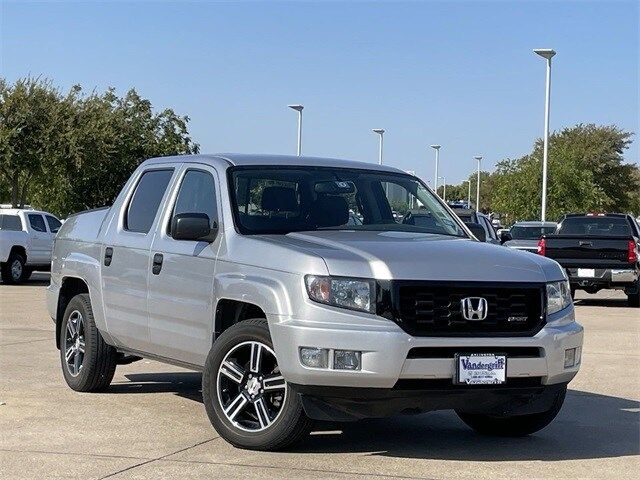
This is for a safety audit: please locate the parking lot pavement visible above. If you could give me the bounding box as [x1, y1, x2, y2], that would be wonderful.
[1, 273, 638, 479]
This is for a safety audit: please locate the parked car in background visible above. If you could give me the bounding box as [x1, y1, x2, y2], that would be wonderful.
[451, 209, 500, 244]
[0, 207, 62, 284]
[48, 154, 582, 450]
[502, 221, 558, 253]
[539, 213, 640, 306]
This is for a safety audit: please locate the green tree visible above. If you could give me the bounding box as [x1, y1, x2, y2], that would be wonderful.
[0, 77, 66, 207]
[0, 77, 199, 216]
[445, 124, 638, 223]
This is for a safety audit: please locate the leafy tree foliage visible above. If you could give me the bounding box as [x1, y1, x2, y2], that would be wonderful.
[446, 124, 638, 224]
[0, 77, 199, 216]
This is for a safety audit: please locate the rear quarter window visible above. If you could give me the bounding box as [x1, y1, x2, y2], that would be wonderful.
[0, 215, 23, 231]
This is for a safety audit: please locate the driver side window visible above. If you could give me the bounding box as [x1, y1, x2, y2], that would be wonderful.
[169, 169, 218, 235]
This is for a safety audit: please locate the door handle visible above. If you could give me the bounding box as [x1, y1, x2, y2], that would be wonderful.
[152, 253, 164, 275]
[104, 247, 113, 266]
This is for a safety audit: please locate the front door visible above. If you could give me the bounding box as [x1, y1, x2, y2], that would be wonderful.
[147, 166, 222, 366]
[101, 168, 176, 352]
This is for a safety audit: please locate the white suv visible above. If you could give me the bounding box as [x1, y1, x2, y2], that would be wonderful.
[0, 208, 62, 283]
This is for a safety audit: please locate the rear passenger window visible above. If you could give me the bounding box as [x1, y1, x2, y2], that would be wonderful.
[170, 170, 218, 234]
[0, 215, 23, 231]
[125, 169, 174, 233]
[28, 214, 47, 232]
[46, 215, 62, 233]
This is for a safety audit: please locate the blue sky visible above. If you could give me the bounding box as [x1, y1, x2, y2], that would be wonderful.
[1, 0, 638, 184]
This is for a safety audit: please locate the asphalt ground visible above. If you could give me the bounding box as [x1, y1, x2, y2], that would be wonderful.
[1, 273, 638, 479]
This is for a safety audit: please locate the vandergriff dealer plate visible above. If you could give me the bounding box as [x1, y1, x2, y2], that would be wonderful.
[456, 353, 507, 385]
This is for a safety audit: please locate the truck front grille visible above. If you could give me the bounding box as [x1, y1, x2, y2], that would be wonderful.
[390, 281, 545, 337]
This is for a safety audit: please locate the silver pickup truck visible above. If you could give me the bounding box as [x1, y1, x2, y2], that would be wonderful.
[47, 154, 583, 450]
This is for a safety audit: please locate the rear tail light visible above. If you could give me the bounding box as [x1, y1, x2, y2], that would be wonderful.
[629, 240, 638, 264]
[537, 238, 546, 256]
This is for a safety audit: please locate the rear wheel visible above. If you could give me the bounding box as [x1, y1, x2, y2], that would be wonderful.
[1, 252, 26, 284]
[628, 283, 640, 308]
[60, 293, 118, 392]
[456, 386, 566, 436]
[202, 319, 313, 451]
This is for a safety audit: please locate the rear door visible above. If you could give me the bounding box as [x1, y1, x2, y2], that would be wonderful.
[101, 167, 176, 352]
[147, 165, 222, 366]
[26, 213, 50, 264]
[42, 214, 62, 260]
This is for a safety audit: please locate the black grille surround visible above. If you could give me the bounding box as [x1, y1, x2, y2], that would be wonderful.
[376, 281, 546, 337]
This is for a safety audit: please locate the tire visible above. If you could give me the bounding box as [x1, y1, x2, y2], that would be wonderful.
[456, 386, 566, 436]
[570, 286, 576, 300]
[202, 318, 313, 451]
[628, 288, 640, 308]
[22, 267, 33, 282]
[59, 293, 117, 392]
[1, 252, 27, 284]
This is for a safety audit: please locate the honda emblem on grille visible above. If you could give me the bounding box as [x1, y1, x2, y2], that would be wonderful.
[460, 297, 488, 321]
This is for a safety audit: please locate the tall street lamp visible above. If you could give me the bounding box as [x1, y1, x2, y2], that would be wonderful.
[288, 104, 304, 156]
[438, 176, 446, 202]
[465, 179, 471, 208]
[430, 145, 441, 195]
[372, 129, 385, 165]
[533, 48, 556, 222]
[474, 156, 482, 212]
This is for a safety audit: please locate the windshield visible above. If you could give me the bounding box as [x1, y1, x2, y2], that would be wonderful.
[229, 166, 467, 237]
[557, 216, 631, 236]
[510, 225, 556, 240]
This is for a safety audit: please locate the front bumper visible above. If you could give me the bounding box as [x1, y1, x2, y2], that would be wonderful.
[293, 381, 567, 421]
[269, 306, 583, 389]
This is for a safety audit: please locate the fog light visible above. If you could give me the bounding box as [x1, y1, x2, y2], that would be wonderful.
[334, 350, 361, 371]
[300, 347, 329, 369]
[564, 348, 577, 368]
[575, 346, 581, 365]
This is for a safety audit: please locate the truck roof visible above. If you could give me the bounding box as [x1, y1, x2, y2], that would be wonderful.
[563, 213, 628, 218]
[142, 153, 407, 175]
[0, 207, 47, 216]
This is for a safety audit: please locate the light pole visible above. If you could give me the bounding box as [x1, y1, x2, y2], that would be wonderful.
[533, 48, 556, 222]
[465, 179, 471, 208]
[430, 145, 441, 195]
[474, 156, 482, 212]
[372, 129, 385, 165]
[288, 104, 304, 156]
[438, 176, 446, 202]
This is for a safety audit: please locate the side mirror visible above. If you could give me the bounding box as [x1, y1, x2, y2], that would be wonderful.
[499, 230, 513, 244]
[465, 222, 486, 242]
[171, 213, 217, 242]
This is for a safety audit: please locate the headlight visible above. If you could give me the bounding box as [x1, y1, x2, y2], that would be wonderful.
[546, 280, 572, 315]
[305, 275, 375, 313]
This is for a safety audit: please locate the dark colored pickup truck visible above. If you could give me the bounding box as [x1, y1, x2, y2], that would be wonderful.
[538, 213, 640, 307]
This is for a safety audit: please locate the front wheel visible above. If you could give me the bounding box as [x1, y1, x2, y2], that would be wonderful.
[202, 319, 313, 451]
[456, 386, 566, 436]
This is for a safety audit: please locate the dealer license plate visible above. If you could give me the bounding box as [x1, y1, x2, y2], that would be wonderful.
[577, 268, 595, 278]
[456, 353, 506, 385]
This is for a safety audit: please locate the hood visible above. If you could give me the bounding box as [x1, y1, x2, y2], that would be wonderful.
[259, 230, 564, 282]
